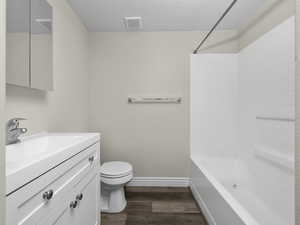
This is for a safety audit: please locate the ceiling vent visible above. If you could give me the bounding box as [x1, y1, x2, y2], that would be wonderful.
[123, 17, 143, 31]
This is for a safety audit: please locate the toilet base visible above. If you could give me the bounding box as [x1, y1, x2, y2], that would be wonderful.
[101, 183, 127, 213]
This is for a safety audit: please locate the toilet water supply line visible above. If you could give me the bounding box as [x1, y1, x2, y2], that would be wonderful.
[193, 0, 238, 54]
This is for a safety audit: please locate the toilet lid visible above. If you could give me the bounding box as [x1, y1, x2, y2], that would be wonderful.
[101, 161, 133, 177]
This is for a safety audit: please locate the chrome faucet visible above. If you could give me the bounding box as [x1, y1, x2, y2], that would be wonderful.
[6, 118, 28, 145]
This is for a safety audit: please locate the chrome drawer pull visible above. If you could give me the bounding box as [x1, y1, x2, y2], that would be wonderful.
[70, 200, 78, 209]
[42, 190, 54, 200]
[88, 156, 95, 162]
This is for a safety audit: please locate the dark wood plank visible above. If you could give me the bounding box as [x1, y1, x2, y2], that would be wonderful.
[101, 187, 208, 225]
[125, 201, 152, 213]
[152, 201, 200, 213]
[147, 213, 207, 225]
[101, 213, 127, 225]
[126, 191, 195, 202]
[126, 213, 207, 225]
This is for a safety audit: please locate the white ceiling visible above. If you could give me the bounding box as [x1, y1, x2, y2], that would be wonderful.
[68, 0, 268, 32]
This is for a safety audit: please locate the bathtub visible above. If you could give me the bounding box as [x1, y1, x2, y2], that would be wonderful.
[190, 157, 294, 225]
[190, 17, 295, 225]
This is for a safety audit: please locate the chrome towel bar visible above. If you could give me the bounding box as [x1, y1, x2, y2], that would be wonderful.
[256, 116, 295, 122]
[128, 97, 182, 104]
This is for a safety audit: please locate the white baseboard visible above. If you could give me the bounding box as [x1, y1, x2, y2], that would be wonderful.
[127, 177, 190, 187]
[190, 181, 216, 225]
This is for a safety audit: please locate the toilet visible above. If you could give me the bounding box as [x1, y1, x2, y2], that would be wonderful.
[100, 161, 133, 213]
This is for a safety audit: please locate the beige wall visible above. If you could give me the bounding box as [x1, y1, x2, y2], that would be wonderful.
[0, 0, 6, 223]
[89, 31, 238, 177]
[5, 0, 89, 135]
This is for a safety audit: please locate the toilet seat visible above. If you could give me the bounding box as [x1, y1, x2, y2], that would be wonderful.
[101, 173, 133, 186]
[101, 172, 132, 179]
[101, 161, 133, 178]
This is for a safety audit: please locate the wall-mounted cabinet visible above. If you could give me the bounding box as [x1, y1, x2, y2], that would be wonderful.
[6, 0, 53, 91]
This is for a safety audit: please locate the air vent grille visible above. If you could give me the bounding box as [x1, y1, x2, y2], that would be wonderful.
[124, 17, 143, 31]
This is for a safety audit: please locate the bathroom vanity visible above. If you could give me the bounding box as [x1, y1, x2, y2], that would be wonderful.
[6, 133, 100, 225]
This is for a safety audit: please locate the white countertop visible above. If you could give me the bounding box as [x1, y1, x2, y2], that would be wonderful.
[6, 132, 100, 195]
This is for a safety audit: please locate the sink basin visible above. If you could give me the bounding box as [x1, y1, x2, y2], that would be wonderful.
[6, 135, 82, 171]
[6, 133, 100, 195]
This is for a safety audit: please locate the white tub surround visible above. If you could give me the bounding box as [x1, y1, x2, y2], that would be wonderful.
[6, 133, 100, 225]
[190, 17, 295, 225]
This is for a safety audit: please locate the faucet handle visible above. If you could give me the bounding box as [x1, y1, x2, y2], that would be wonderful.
[7, 118, 27, 130]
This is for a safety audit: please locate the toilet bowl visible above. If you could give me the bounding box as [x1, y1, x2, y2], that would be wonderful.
[100, 161, 133, 213]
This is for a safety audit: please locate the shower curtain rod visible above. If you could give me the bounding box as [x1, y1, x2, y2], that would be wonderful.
[193, 0, 238, 54]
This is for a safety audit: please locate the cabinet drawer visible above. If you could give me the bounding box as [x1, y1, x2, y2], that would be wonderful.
[42, 172, 100, 225]
[7, 142, 100, 225]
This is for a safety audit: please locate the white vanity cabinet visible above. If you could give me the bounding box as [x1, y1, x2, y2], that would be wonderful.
[6, 138, 100, 225]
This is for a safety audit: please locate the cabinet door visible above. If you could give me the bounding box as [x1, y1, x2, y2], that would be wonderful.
[74, 174, 99, 225]
[30, 0, 53, 90]
[6, 0, 30, 87]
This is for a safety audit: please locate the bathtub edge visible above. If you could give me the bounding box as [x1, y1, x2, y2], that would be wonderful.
[190, 181, 217, 225]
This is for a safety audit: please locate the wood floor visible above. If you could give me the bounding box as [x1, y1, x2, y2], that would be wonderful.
[101, 187, 208, 225]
